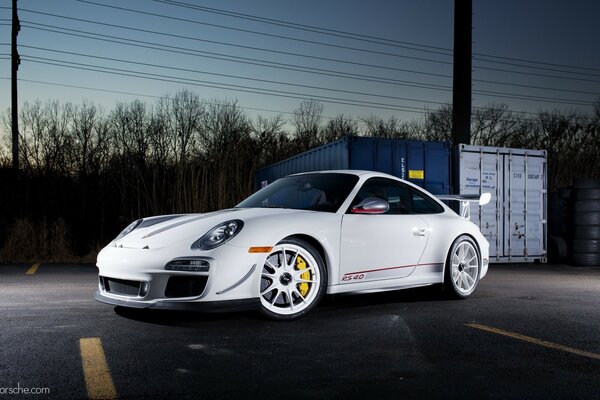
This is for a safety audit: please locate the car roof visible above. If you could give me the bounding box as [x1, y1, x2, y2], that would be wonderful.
[291, 169, 398, 180]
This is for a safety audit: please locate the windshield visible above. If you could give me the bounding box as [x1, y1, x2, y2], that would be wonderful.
[237, 173, 359, 213]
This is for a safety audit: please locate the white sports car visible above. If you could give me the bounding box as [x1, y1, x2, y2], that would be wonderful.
[95, 170, 490, 320]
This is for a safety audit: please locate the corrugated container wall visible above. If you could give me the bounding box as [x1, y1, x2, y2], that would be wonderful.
[255, 136, 452, 195]
[457, 144, 547, 263]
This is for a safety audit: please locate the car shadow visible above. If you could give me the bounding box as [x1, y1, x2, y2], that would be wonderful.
[321, 284, 450, 310]
[113, 306, 257, 327]
[113, 284, 451, 327]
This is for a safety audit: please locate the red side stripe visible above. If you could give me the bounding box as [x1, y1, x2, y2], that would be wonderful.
[346, 262, 444, 275]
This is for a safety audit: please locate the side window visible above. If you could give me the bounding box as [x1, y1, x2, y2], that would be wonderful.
[349, 178, 409, 215]
[407, 186, 444, 214]
[349, 177, 443, 215]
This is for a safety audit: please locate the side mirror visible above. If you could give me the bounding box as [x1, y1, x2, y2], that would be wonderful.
[351, 197, 389, 214]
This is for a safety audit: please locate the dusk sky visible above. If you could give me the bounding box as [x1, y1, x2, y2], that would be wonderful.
[1, 0, 599, 124]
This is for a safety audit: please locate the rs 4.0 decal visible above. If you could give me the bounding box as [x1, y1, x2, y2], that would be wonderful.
[341, 273, 365, 282]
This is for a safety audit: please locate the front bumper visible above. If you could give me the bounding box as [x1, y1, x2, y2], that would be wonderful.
[94, 290, 259, 312]
[95, 240, 266, 310]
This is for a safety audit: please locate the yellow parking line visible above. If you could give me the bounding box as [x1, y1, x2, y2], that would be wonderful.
[466, 323, 600, 361]
[25, 263, 40, 275]
[79, 338, 117, 400]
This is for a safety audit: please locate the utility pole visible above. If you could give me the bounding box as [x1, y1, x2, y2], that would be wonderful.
[11, 0, 20, 171]
[452, 0, 472, 146]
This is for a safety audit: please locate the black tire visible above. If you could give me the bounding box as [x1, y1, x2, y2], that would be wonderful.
[558, 188, 571, 200]
[548, 235, 568, 262]
[444, 235, 481, 299]
[571, 252, 600, 267]
[572, 178, 600, 189]
[574, 212, 600, 226]
[574, 225, 600, 239]
[575, 189, 600, 201]
[572, 239, 600, 254]
[259, 238, 327, 321]
[574, 200, 600, 213]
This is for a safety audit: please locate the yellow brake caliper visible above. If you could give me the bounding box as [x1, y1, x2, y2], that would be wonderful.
[295, 255, 311, 297]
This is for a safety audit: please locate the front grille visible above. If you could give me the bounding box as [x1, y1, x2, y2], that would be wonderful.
[100, 276, 142, 296]
[164, 276, 208, 298]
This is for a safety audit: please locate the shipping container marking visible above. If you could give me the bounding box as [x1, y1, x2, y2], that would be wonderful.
[408, 170, 424, 180]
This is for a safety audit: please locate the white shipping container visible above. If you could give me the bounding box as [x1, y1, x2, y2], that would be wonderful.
[457, 144, 547, 263]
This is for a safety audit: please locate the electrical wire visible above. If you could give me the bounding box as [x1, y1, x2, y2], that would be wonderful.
[20, 45, 449, 106]
[1, 77, 321, 119]
[1, 73, 561, 119]
[22, 22, 452, 92]
[22, 5, 453, 64]
[147, 0, 600, 73]
[21, 22, 596, 104]
[147, 0, 454, 55]
[20, 10, 600, 88]
[22, 21, 599, 100]
[473, 53, 600, 72]
[22, 55, 433, 114]
[10, 2, 598, 119]
[18, 9, 454, 71]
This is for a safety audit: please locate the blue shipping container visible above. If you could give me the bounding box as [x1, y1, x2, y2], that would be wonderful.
[255, 136, 451, 194]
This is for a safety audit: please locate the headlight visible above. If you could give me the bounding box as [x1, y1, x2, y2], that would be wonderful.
[194, 220, 244, 250]
[115, 219, 143, 241]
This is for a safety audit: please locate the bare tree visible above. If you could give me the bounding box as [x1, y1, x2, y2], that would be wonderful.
[68, 100, 110, 176]
[361, 114, 418, 139]
[471, 103, 527, 146]
[16, 100, 73, 175]
[292, 99, 323, 148]
[157, 90, 204, 163]
[253, 114, 290, 167]
[320, 114, 358, 142]
[422, 104, 453, 142]
[111, 100, 151, 166]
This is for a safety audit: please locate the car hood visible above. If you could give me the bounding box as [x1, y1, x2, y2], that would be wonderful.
[111, 207, 311, 250]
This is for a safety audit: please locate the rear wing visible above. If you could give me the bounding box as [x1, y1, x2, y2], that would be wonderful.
[436, 193, 491, 220]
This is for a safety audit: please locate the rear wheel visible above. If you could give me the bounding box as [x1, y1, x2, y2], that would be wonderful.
[444, 235, 480, 299]
[259, 239, 327, 321]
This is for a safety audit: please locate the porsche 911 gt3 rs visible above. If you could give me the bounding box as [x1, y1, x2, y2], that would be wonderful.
[95, 170, 490, 320]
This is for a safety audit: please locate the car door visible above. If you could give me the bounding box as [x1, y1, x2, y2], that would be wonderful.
[339, 177, 430, 284]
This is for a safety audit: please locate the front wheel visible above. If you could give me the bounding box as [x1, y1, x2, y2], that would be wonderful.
[259, 239, 327, 321]
[444, 235, 480, 299]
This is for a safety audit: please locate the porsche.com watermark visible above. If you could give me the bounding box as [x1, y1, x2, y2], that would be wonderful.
[0, 383, 50, 396]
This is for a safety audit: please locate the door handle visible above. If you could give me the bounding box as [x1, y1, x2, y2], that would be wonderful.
[413, 227, 428, 237]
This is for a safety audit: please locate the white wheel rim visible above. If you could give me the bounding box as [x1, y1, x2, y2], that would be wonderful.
[260, 244, 321, 315]
[451, 241, 479, 295]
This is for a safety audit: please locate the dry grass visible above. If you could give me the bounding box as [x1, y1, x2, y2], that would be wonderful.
[0, 218, 84, 263]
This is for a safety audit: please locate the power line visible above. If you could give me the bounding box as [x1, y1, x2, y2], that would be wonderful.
[22, 10, 452, 77]
[1, 77, 321, 119]
[473, 78, 599, 96]
[27, 4, 452, 64]
[21, 45, 449, 107]
[22, 56, 433, 114]
[14, 3, 597, 117]
[22, 22, 452, 92]
[473, 53, 600, 73]
[148, 0, 454, 55]
[473, 90, 593, 106]
[22, 8, 600, 86]
[22, 21, 599, 99]
[0, 74, 559, 120]
[2, 77, 550, 120]
[21, 24, 598, 108]
[26, 50, 592, 118]
[148, 0, 600, 73]
[474, 56, 600, 78]
[474, 64, 600, 83]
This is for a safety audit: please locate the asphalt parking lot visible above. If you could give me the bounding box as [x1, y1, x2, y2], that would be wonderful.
[0, 263, 598, 399]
